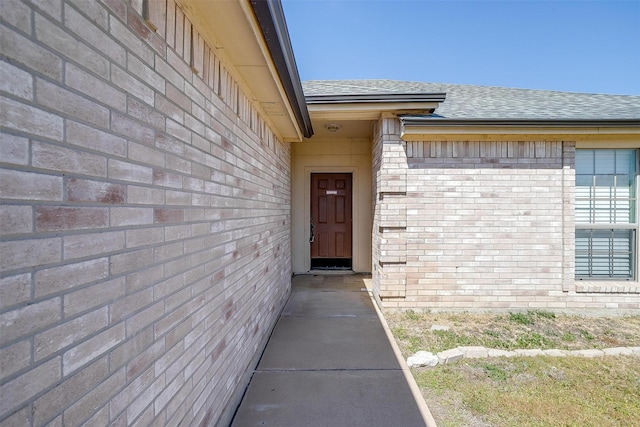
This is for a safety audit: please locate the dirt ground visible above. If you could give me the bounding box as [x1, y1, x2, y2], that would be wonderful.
[385, 310, 640, 355]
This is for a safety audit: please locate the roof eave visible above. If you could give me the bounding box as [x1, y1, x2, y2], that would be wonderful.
[401, 118, 640, 140]
[305, 93, 447, 121]
[248, 0, 313, 138]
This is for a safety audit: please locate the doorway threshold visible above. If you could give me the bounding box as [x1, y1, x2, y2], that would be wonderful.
[308, 269, 355, 275]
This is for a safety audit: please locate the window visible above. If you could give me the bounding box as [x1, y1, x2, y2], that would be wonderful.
[575, 149, 638, 280]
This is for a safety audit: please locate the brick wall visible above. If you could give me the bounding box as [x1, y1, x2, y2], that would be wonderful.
[372, 118, 408, 301]
[372, 118, 640, 311]
[1, 0, 292, 425]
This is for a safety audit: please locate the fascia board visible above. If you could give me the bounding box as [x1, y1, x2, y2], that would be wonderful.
[401, 118, 640, 140]
[308, 102, 442, 121]
[247, 0, 313, 138]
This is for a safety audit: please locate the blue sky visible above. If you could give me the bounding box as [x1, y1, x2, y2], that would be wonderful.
[281, 0, 640, 95]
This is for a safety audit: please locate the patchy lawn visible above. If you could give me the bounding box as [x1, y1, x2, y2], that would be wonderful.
[385, 311, 640, 427]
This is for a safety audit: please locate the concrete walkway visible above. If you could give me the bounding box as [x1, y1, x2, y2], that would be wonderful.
[230, 274, 433, 427]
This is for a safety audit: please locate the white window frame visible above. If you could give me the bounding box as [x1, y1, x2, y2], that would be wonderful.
[575, 149, 639, 281]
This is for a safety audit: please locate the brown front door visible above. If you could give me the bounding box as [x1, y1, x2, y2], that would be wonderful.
[310, 173, 352, 269]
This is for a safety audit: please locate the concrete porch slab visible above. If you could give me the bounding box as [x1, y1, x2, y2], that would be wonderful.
[258, 316, 399, 370]
[291, 274, 367, 292]
[282, 290, 377, 318]
[230, 274, 434, 426]
[230, 370, 426, 427]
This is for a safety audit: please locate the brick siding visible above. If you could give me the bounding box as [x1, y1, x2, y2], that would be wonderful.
[1, 0, 291, 425]
[372, 118, 640, 311]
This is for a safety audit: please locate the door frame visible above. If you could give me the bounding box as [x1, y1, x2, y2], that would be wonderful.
[303, 166, 361, 272]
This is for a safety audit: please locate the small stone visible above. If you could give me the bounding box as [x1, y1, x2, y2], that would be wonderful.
[407, 351, 439, 368]
[430, 324, 450, 331]
[437, 348, 464, 365]
[458, 346, 488, 359]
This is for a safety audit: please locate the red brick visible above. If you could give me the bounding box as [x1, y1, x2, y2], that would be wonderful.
[102, 0, 127, 22]
[128, 10, 165, 56]
[156, 132, 185, 156]
[153, 208, 184, 224]
[67, 178, 125, 204]
[153, 169, 182, 188]
[36, 206, 108, 231]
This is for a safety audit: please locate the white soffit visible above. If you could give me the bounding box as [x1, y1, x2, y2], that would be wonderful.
[177, 0, 303, 141]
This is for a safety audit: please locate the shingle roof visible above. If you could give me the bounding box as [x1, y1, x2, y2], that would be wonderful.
[302, 80, 640, 120]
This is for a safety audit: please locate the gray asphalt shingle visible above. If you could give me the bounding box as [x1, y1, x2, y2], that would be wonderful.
[302, 80, 640, 120]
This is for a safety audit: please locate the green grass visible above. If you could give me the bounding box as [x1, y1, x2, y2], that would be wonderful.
[385, 312, 640, 427]
[413, 356, 640, 427]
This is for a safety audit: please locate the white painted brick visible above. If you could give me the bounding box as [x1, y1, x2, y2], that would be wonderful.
[1, 97, 63, 141]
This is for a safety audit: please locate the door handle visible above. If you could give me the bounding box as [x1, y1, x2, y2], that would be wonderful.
[309, 218, 315, 243]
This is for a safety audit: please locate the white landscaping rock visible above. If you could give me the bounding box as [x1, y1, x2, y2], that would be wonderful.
[430, 324, 450, 331]
[407, 351, 439, 368]
[437, 348, 464, 365]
